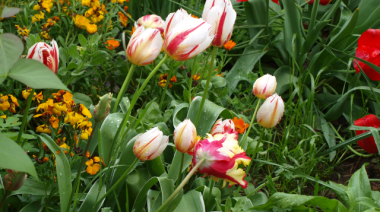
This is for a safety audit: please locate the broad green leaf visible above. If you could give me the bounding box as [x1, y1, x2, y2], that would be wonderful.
[167, 151, 192, 182]
[146, 156, 166, 177]
[120, 97, 130, 113]
[88, 50, 109, 66]
[173, 190, 205, 212]
[73, 92, 93, 109]
[19, 201, 42, 212]
[172, 102, 189, 127]
[354, 0, 380, 34]
[11, 178, 50, 196]
[347, 165, 373, 211]
[0, 132, 38, 180]
[233, 197, 254, 212]
[78, 179, 106, 212]
[328, 181, 350, 208]
[38, 134, 72, 212]
[282, 0, 303, 59]
[78, 34, 88, 48]
[1, 6, 21, 18]
[68, 44, 81, 60]
[249, 192, 268, 207]
[0, 33, 23, 83]
[8, 59, 68, 90]
[199, 186, 221, 211]
[210, 76, 226, 88]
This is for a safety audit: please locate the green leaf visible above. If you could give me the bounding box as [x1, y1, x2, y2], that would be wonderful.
[201, 186, 221, 211]
[274, 66, 298, 96]
[8, 59, 68, 90]
[210, 76, 227, 88]
[88, 50, 109, 66]
[0, 132, 38, 180]
[146, 156, 166, 177]
[120, 97, 130, 113]
[11, 178, 49, 196]
[68, 44, 81, 60]
[233, 197, 254, 212]
[172, 102, 189, 127]
[78, 179, 106, 212]
[243, 0, 271, 47]
[73, 92, 93, 109]
[0, 33, 24, 83]
[282, 0, 303, 58]
[347, 165, 373, 211]
[38, 134, 72, 212]
[19, 201, 42, 212]
[78, 34, 88, 48]
[319, 114, 336, 161]
[1, 6, 21, 18]
[173, 190, 205, 212]
[354, 0, 380, 34]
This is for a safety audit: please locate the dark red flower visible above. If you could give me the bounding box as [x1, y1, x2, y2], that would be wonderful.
[354, 29, 380, 81]
[308, 0, 332, 5]
[354, 114, 380, 154]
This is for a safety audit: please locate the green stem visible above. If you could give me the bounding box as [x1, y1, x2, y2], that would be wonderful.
[176, 152, 184, 187]
[189, 56, 198, 105]
[159, 62, 173, 109]
[156, 158, 205, 212]
[206, 180, 214, 207]
[241, 99, 261, 148]
[194, 46, 217, 126]
[19, 88, 35, 147]
[113, 64, 136, 113]
[0, 190, 10, 211]
[68, 122, 98, 212]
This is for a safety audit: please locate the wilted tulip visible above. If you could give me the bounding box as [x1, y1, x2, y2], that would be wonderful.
[27, 40, 59, 74]
[210, 118, 235, 136]
[202, 0, 236, 47]
[133, 127, 169, 161]
[252, 74, 277, 99]
[126, 26, 164, 66]
[163, 15, 213, 61]
[192, 132, 251, 188]
[164, 9, 190, 36]
[354, 114, 380, 154]
[173, 119, 197, 153]
[256, 94, 284, 128]
[135, 14, 165, 34]
[3, 169, 27, 191]
[93, 93, 112, 122]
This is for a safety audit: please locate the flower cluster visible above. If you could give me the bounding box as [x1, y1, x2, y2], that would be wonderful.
[158, 74, 177, 88]
[0, 94, 19, 113]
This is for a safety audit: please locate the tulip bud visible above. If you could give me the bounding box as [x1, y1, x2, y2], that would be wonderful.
[126, 26, 163, 66]
[133, 127, 169, 161]
[256, 94, 284, 128]
[252, 74, 277, 99]
[135, 14, 165, 35]
[174, 119, 197, 153]
[202, 0, 236, 47]
[163, 12, 213, 61]
[210, 119, 235, 136]
[27, 40, 59, 74]
[3, 169, 27, 191]
[93, 93, 112, 122]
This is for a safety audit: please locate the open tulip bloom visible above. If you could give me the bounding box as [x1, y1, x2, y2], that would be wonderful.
[27, 40, 59, 74]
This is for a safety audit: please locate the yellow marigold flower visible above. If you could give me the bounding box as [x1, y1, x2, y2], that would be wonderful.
[193, 74, 201, 81]
[85, 7, 95, 17]
[117, 12, 128, 28]
[41, 0, 53, 13]
[0, 115, 6, 119]
[93, 156, 100, 163]
[82, 0, 91, 7]
[49, 116, 59, 129]
[9, 103, 16, 113]
[59, 143, 70, 154]
[223, 40, 236, 51]
[91, 0, 100, 7]
[8, 95, 19, 107]
[86, 159, 100, 175]
[0, 95, 10, 111]
[40, 30, 51, 40]
[54, 102, 68, 113]
[104, 38, 120, 50]
[81, 128, 92, 140]
[101, 4, 108, 13]
[15, 25, 30, 37]
[77, 119, 92, 129]
[34, 92, 44, 103]
[36, 124, 52, 133]
[32, 11, 45, 24]
[22, 89, 31, 99]
[46, 18, 56, 26]
[79, 104, 92, 118]
[64, 112, 84, 125]
[232, 117, 249, 134]
[90, 11, 104, 24]
[86, 24, 98, 34]
[74, 15, 90, 29]
[116, 0, 126, 4]
[36, 99, 54, 112]
[62, 6, 67, 12]
[33, 4, 41, 10]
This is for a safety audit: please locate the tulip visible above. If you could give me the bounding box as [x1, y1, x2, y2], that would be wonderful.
[3, 169, 27, 191]
[202, 0, 236, 47]
[308, 0, 332, 6]
[27, 40, 59, 74]
[210, 118, 235, 136]
[163, 15, 213, 61]
[93, 93, 112, 122]
[133, 127, 169, 161]
[192, 132, 251, 188]
[126, 26, 164, 66]
[256, 94, 284, 128]
[252, 74, 277, 99]
[354, 114, 380, 154]
[354, 29, 380, 81]
[164, 9, 190, 36]
[173, 119, 197, 153]
[135, 14, 165, 35]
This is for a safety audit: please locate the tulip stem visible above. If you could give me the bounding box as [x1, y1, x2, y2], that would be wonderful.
[241, 99, 261, 149]
[194, 46, 217, 126]
[176, 152, 185, 187]
[19, 88, 35, 147]
[156, 158, 205, 212]
[189, 55, 198, 105]
[159, 61, 174, 110]
[113, 64, 136, 113]
[0, 190, 10, 211]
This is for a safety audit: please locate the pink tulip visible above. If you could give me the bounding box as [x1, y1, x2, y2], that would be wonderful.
[27, 40, 59, 74]
[135, 14, 165, 35]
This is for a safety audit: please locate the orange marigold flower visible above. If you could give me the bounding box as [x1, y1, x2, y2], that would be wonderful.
[86, 159, 100, 175]
[86, 24, 98, 34]
[117, 11, 128, 28]
[232, 117, 249, 134]
[223, 40, 236, 51]
[105, 38, 120, 50]
[192, 74, 201, 81]
[124, 6, 128, 11]
[170, 75, 177, 83]
[86, 151, 90, 158]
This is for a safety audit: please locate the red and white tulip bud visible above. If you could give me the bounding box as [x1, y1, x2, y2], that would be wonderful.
[202, 0, 236, 47]
[252, 74, 277, 99]
[174, 119, 197, 153]
[133, 127, 169, 161]
[126, 26, 163, 66]
[27, 40, 59, 74]
[3, 169, 27, 191]
[93, 93, 112, 122]
[257, 94, 284, 128]
[135, 14, 165, 35]
[210, 119, 235, 136]
[164, 9, 190, 36]
[163, 13, 214, 61]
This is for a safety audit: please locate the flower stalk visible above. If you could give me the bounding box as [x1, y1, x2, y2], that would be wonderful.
[19, 88, 35, 146]
[113, 64, 136, 113]
[241, 99, 261, 148]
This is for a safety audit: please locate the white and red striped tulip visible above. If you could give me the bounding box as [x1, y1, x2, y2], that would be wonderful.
[202, 0, 236, 47]
[135, 14, 165, 35]
[257, 94, 284, 128]
[252, 74, 277, 99]
[27, 40, 59, 74]
[173, 119, 197, 153]
[133, 127, 169, 161]
[164, 9, 190, 36]
[210, 118, 235, 136]
[126, 26, 163, 66]
[163, 16, 213, 61]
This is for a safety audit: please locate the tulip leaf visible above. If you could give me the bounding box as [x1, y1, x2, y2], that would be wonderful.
[319, 114, 336, 161]
[173, 190, 206, 212]
[8, 59, 68, 90]
[19, 201, 42, 212]
[38, 133, 72, 212]
[0, 132, 38, 180]
[1, 6, 21, 18]
[78, 179, 106, 212]
[0, 33, 24, 83]
[354, 0, 380, 34]
[11, 178, 50, 196]
[72, 92, 93, 109]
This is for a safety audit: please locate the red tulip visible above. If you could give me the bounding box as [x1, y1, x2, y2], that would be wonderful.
[354, 114, 380, 154]
[308, 0, 332, 5]
[27, 40, 59, 74]
[354, 29, 380, 81]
